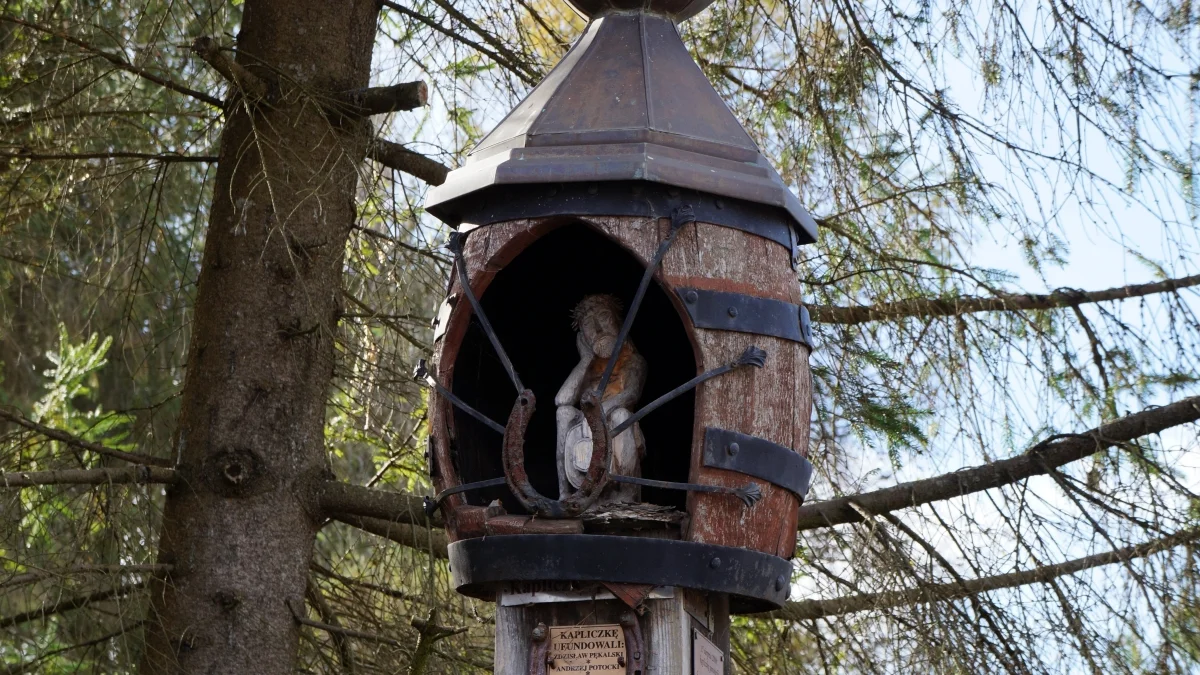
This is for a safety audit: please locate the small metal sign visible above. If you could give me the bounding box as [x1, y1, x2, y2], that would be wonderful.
[500, 581, 674, 606]
[548, 624, 626, 672]
[693, 628, 724, 675]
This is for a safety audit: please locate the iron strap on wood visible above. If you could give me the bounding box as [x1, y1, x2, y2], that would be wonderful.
[702, 427, 814, 499]
[677, 287, 815, 349]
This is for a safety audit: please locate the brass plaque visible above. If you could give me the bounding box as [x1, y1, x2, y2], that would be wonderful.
[693, 629, 724, 675]
[548, 624, 626, 672]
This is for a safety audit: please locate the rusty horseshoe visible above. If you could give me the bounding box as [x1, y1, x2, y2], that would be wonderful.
[502, 389, 611, 518]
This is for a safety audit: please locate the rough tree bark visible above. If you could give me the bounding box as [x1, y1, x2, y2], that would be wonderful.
[140, 1, 381, 672]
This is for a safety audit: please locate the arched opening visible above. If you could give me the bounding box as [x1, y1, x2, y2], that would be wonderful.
[450, 222, 695, 514]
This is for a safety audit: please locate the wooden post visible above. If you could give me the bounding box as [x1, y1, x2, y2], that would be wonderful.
[494, 587, 730, 674]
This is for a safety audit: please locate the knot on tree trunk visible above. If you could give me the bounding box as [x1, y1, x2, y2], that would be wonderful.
[202, 448, 270, 497]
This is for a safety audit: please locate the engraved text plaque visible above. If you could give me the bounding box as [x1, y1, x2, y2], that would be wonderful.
[548, 624, 626, 672]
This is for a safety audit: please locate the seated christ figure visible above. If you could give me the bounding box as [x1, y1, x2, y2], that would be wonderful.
[555, 294, 647, 504]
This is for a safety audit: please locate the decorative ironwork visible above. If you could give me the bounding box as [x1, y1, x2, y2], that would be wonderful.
[414, 359, 505, 435]
[611, 345, 766, 437]
[594, 204, 694, 399]
[609, 474, 762, 507]
[448, 231, 524, 393]
[423, 477, 508, 517]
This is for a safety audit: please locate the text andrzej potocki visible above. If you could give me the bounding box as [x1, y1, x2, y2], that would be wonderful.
[548, 625, 626, 672]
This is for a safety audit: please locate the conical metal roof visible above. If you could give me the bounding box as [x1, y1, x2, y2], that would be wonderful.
[424, 11, 817, 243]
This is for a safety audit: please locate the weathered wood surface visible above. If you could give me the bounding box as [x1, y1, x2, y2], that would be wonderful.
[431, 216, 812, 556]
[493, 589, 730, 674]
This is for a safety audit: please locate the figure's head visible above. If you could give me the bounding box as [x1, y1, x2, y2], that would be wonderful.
[572, 294, 623, 357]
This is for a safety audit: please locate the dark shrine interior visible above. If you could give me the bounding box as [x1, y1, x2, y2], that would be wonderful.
[450, 222, 696, 513]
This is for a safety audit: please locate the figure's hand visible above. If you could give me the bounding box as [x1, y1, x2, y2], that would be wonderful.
[593, 334, 615, 359]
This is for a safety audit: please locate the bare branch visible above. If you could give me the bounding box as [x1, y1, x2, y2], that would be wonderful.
[0, 622, 142, 675]
[330, 512, 449, 559]
[367, 139, 449, 185]
[189, 36, 270, 101]
[809, 273, 1200, 325]
[318, 480, 442, 527]
[0, 15, 223, 108]
[311, 563, 415, 602]
[0, 409, 174, 467]
[0, 150, 217, 163]
[1, 564, 171, 589]
[771, 527, 1200, 621]
[307, 580, 357, 674]
[336, 82, 428, 116]
[797, 396, 1200, 530]
[288, 598, 408, 648]
[0, 466, 177, 488]
[408, 609, 468, 675]
[0, 581, 144, 629]
[379, 0, 538, 85]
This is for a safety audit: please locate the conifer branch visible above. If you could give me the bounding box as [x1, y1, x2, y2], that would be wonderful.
[367, 139, 449, 185]
[0, 409, 174, 467]
[771, 527, 1200, 621]
[797, 396, 1200, 530]
[0, 15, 222, 108]
[809, 273, 1200, 325]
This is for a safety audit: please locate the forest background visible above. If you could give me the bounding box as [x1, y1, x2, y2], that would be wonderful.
[2, 0, 1200, 672]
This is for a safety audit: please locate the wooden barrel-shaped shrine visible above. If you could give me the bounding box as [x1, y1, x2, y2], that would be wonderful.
[419, 6, 818, 619]
[425, 199, 814, 612]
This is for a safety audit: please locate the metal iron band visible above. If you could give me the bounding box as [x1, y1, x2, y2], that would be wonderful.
[677, 287, 814, 347]
[448, 534, 792, 614]
[447, 181, 815, 252]
[702, 427, 814, 499]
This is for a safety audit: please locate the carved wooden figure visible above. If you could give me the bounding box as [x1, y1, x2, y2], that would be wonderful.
[555, 294, 647, 504]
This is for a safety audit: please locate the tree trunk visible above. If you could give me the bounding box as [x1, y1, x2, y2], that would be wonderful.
[140, 1, 379, 672]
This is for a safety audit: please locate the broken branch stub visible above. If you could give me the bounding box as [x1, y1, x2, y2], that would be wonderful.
[190, 36, 271, 102]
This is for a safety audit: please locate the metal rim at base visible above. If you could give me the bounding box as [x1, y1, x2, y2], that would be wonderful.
[448, 534, 792, 614]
